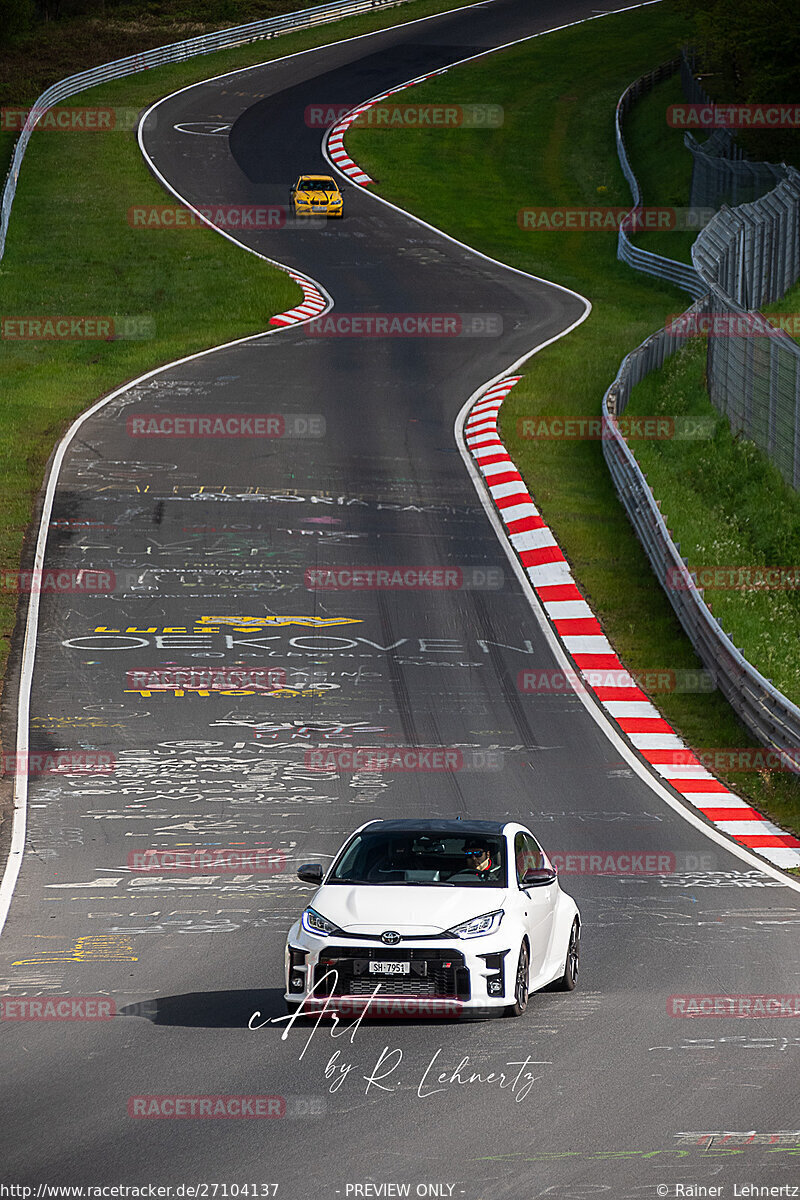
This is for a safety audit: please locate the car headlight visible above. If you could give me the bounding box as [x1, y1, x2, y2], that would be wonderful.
[301, 906, 341, 937]
[446, 910, 504, 939]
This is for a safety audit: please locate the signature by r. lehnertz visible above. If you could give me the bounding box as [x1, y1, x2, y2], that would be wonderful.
[249, 973, 550, 1103]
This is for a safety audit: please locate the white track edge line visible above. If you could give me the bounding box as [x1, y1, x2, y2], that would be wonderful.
[5, 0, 795, 943]
[313, 4, 800, 892]
[455, 375, 800, 894]
[0, 0, 507, 939]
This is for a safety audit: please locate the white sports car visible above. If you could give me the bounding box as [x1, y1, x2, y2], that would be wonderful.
[284, 818, 580, 1018]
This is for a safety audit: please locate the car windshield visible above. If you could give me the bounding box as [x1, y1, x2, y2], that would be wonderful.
[298, 179, 336, 192]
[328, 830, 507, 887]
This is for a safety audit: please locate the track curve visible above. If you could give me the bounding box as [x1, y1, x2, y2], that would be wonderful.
[2, 2, 800, 1197]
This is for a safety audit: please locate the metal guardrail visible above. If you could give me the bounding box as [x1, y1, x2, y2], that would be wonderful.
[603, 67, 800, 770]
[0, 0, 417, 258]
[602, 315, 800, 769]
[615, 59, 706, 299]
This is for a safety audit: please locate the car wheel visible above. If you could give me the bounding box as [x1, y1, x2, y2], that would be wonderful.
[554, 919, 580, 991]
[505, 942, 529, 1017]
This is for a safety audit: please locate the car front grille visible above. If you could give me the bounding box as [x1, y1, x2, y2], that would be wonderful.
[348, 976, 438, 997]
[314, 946, 470, 999]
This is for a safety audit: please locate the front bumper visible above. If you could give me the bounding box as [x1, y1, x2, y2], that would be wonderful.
[284, 924, 514, 1015]
[293, 203, 343, 217]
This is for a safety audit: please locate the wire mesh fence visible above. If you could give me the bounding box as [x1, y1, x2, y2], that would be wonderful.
[680, 52, 789, 209]
[605, 63, 800, 772]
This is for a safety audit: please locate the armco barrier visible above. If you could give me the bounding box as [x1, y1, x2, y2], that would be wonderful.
[0, 0, 417, 258]
[615, 59, 706, 299]
[602, 305, 800, 766]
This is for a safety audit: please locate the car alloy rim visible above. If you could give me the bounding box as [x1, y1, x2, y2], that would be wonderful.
[569, 925, 579, 982]
[516, 947, 528, 1008]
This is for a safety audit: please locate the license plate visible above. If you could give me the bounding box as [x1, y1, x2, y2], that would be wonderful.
[369, 961, 410, 975]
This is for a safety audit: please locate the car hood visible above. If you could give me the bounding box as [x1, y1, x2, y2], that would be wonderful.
[311, 884, 509, 935]
[297, 190, 339, 200]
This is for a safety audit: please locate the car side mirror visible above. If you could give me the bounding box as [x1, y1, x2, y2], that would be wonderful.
[297, 863, 324, 885]
[521, 867, 558, 887]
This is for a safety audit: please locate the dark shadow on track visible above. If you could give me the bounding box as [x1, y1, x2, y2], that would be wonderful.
[118, 990, 499, 1027]
[119, 989, 286, 1027]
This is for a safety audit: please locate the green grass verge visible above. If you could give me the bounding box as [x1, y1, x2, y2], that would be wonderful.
[346, 4, 800, 838]
[623, 71, 696, 264]
[771, 278, 800, 348]
[0, 0, 479, 677]
[0, 0, 471, 180]
[627, 340, 800, 704]
[2, 0, 368, 112]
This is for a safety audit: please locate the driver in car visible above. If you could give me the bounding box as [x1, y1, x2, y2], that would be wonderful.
[463, 839, 501, 878]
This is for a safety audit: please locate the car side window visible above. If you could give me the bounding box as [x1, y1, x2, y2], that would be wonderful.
[514, 833, 527, 885]
[525, 834, 545, 870]
[516, 833, 545, 884]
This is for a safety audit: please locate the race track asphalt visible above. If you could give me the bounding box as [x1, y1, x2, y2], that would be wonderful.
[2, 2, 799, 1196]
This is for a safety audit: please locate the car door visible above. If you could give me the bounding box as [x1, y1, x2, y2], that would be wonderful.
[515, 832, 556, 972]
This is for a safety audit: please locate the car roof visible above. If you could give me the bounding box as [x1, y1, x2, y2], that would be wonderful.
[361, 818, 508, 836]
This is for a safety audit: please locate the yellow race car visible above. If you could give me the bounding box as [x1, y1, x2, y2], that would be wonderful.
[289, 174, 344, 218]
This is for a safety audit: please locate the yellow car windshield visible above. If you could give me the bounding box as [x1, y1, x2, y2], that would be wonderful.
[298, 179, 338, 193]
